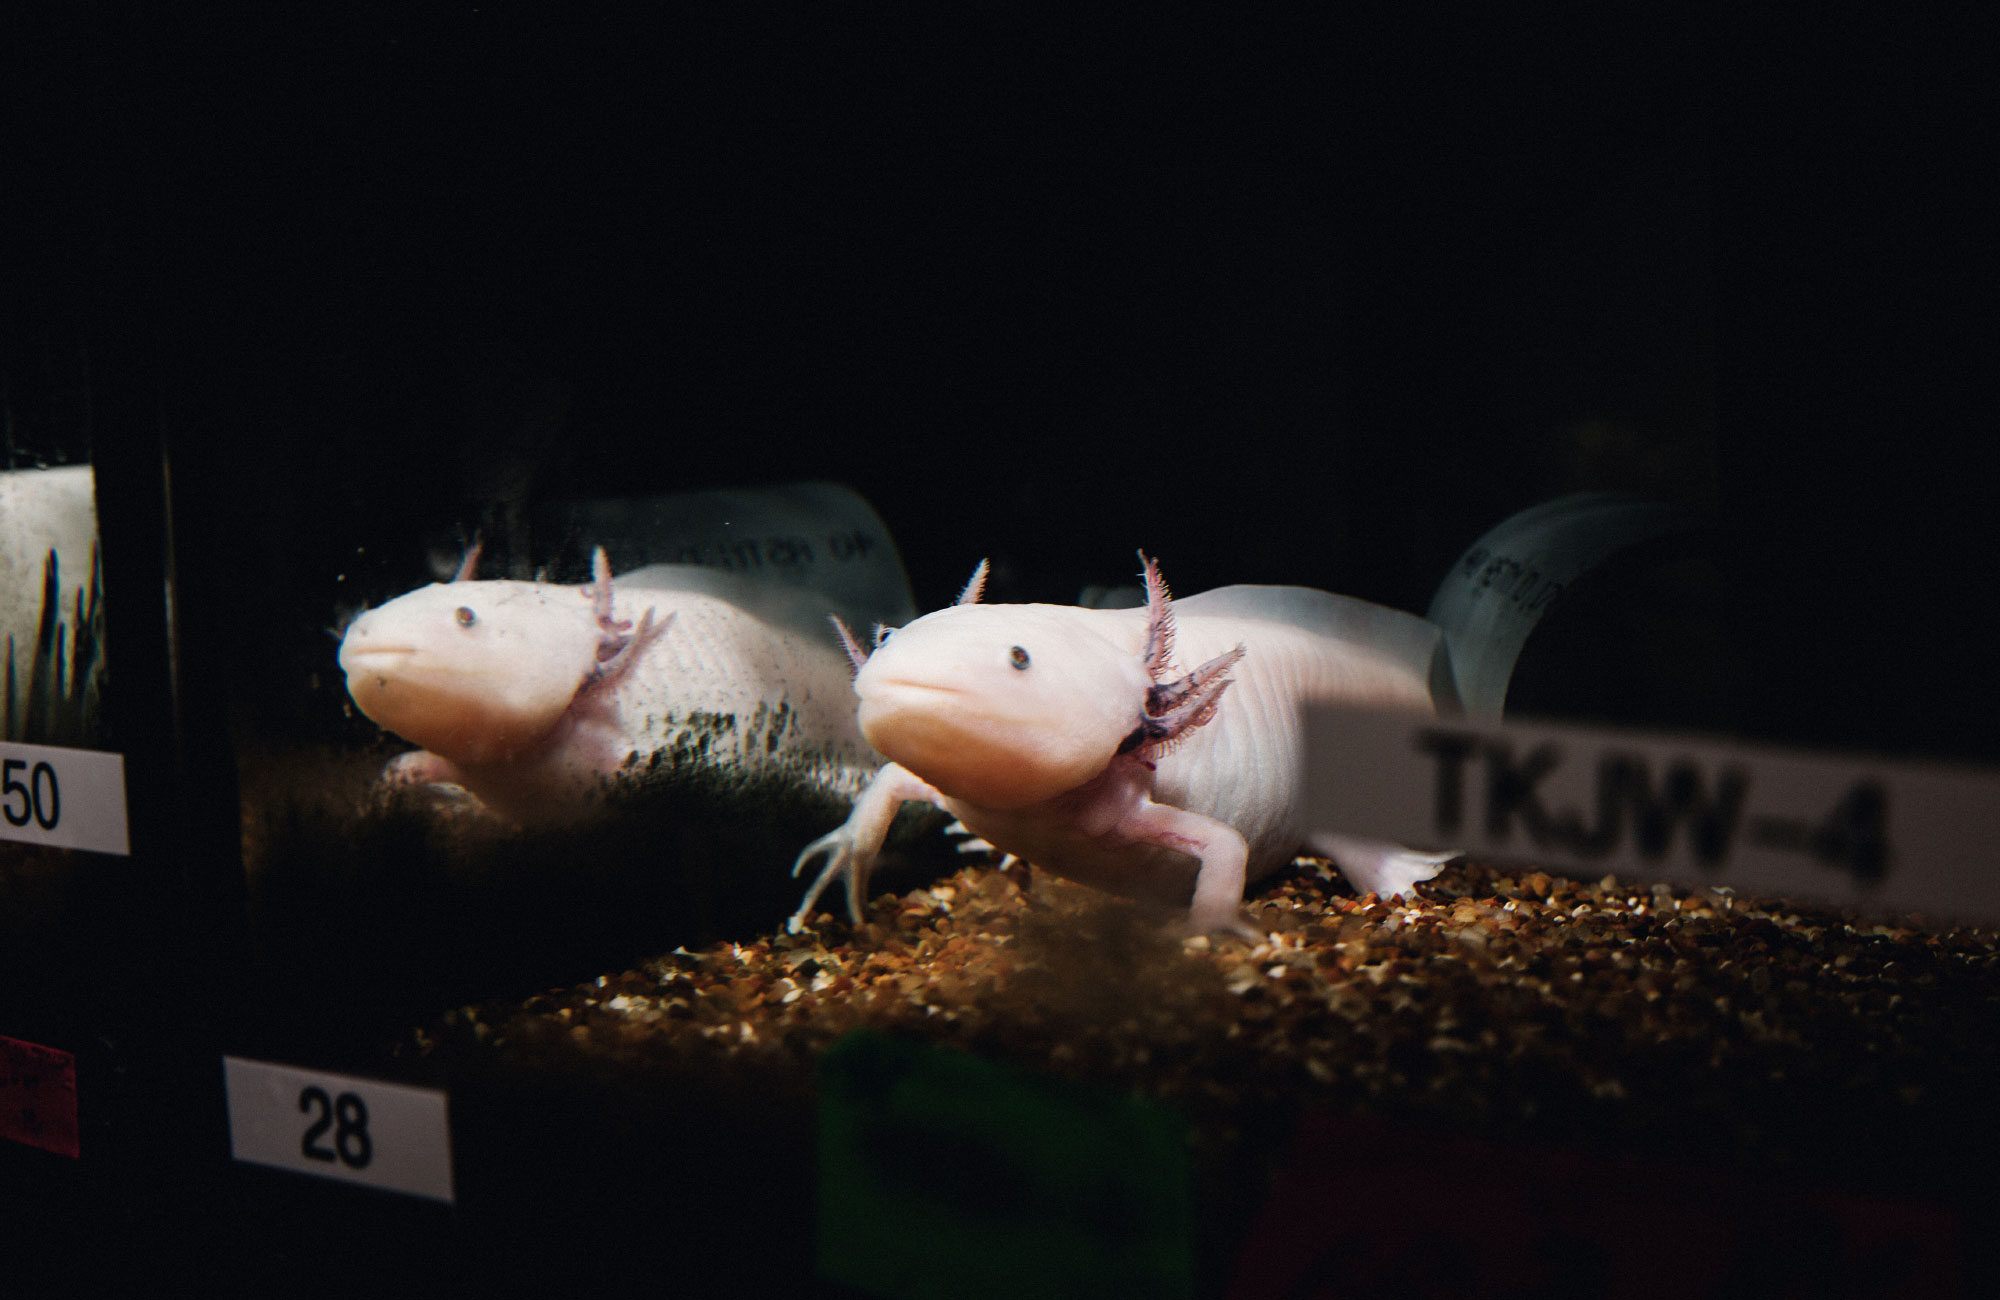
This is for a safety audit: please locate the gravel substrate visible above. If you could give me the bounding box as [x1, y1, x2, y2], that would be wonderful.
[416, 855, 2000, 1203]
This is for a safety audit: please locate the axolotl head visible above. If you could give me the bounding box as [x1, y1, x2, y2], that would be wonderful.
[340, 580, 604, 765]
[853, 603, 1153, 809]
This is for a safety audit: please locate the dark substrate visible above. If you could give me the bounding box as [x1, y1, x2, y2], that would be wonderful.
[405, 856, 2000, 1293]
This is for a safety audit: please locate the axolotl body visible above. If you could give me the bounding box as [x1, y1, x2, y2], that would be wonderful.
[792, 556, 1460, 936]
[339, 551, 885, 822]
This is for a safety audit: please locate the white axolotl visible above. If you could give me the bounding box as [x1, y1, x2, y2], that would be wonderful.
[338, 548, 885, 822]
[791, 554, 1460, 936]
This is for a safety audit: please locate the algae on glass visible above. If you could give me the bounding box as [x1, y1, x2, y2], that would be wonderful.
[1, 465, 107, 747]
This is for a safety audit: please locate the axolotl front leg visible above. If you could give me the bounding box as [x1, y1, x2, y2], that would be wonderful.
[789, 762, 946, 933]
[1115, 800, 1254, 938]
[788, 756, 1261, 940]
[1063, 759, 1260, 940]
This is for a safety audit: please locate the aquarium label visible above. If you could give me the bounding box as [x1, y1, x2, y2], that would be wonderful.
[0, 740, 128, 856]
[1424, 492, 1695, 718]
[222, 1056, 454, 1203]
[1304, 705, 2000, 920]
[1, 1035, 79, 1158]
[551, 481, 916, 628]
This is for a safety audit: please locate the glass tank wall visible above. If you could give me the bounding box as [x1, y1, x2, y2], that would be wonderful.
[151, 27, 1730, 1050]
[8, 7, 1994, 1293]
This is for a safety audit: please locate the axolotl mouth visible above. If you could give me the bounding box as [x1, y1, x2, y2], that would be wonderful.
[339, 641, 561, 766]
[338, 618, 488, 748]
[339, 633, 428, 700]
[337, 606, 415, 666]
[340, 641, 435, 725]
[340, 642, 420, 671]
[855, 675, 965, 706]
[853, 675, 1130, 809]
[854, 677, 978, 750]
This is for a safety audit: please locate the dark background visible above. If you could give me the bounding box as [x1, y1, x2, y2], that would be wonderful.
[8, 5, 1994, 760]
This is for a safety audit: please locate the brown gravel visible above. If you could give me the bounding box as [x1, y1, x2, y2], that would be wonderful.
[413, 856, 2000, 1195]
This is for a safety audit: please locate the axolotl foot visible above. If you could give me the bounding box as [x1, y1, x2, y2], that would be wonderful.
[1309, 833, 1458, 900]
[788, 762, 944, 934]
[788, 826, 870, 934]
[1184, 909, 1270, 945]
[378, 751, 486, 812]
[383, 749, 459, 786]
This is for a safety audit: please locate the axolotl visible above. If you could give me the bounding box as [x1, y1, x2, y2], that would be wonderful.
[338, 549, 885, 822]
[791, 555, 1460, 936]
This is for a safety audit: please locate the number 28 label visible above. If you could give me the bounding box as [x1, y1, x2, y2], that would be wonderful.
[222, 1057, 454, 1203]
[298, 1085, 373, 1168]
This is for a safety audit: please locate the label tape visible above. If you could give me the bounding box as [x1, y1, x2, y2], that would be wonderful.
[1305, 704, 2000, 920]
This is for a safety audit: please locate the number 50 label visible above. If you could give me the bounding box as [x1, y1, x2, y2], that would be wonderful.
[0, 740, 128, 855]
[223, 1057, 455, 1203]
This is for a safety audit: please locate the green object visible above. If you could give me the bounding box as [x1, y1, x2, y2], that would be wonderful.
[816, 1031, 1193, 1300]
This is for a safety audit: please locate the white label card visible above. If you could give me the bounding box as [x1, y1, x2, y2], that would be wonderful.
[1305, 705, 2000, 921]
[223, 1056, 455, 1203]
[0, 741, 128, 855]
[1424, 492, 1693, 718]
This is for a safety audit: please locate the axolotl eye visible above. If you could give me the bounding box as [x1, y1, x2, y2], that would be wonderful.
[455, 606, 478, 628]
[1008, 645, 1030, 670]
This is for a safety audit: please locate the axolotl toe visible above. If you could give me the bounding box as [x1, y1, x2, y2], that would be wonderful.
[338, 548, 884, 822]
[792, 554, 1460, 937]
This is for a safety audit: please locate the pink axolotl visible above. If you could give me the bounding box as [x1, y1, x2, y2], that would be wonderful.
[791, 554, 1459, 936]
[338, 548, 885, 822]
